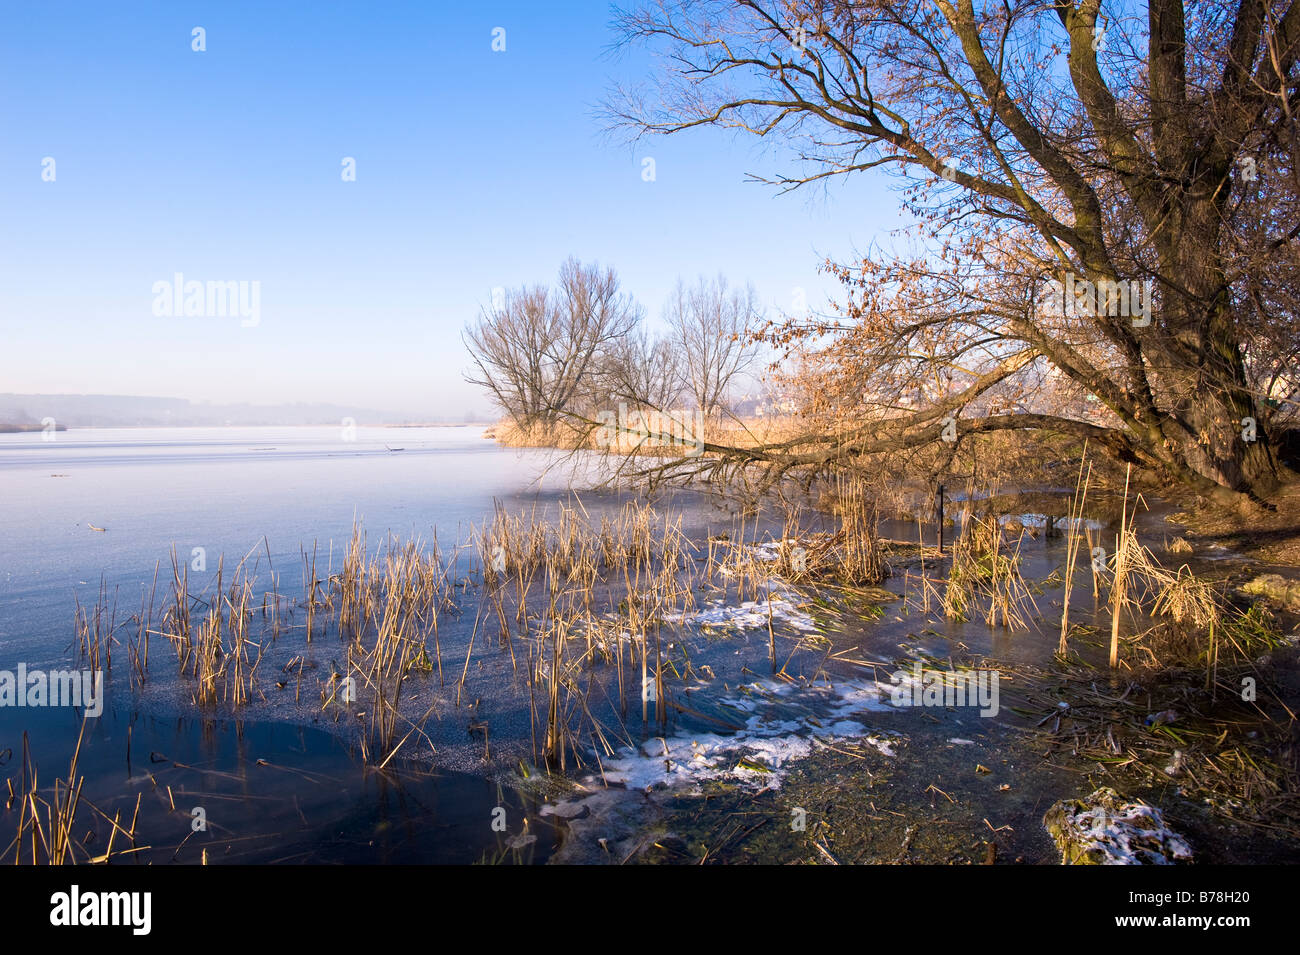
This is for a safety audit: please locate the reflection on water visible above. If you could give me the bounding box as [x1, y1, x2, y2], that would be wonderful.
[7, 701, 558, 864]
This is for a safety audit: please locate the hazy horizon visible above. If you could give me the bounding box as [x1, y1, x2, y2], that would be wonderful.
[0, 390, 493, 427]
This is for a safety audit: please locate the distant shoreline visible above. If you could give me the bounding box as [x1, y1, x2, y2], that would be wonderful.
[0, 394, 491, 430]
[0, 422, 491, 431]
[0, 423, 67, 434]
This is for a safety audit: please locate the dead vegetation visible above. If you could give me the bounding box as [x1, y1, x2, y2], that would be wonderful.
[62, 486, 887, 782]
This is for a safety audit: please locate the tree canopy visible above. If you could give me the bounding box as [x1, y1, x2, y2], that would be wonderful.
[606, 0, 1300, 507]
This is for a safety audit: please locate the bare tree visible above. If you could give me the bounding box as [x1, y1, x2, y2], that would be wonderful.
[606, 0, 1300, 508]
[550, 257, 644, 418]
[462, 283, 554, 428]
[605, 326, 684, 410]
[464, 258, 641, 432]
[665, 274, 761, 418]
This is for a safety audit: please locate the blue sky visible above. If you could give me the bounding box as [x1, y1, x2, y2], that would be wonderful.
[0, 1, 899, 419]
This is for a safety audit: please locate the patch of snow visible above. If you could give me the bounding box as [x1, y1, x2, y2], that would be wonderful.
[665, 591, 816, 632]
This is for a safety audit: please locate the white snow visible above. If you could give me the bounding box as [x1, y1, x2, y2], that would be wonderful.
[664, 592, 817, 632]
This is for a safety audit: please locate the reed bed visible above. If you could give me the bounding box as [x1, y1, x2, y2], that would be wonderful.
[939, 513, 1037, 631]
[38, 469, 1296, 866]
[65, 490, 889, 774]
[69, 464, 1271, 783]
[473, 500, 702, 768]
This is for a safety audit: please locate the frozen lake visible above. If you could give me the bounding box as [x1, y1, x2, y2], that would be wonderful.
[0, 425, 597, 662]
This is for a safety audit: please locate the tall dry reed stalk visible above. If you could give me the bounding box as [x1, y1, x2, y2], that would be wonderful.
[1059, 450, 1093, 655]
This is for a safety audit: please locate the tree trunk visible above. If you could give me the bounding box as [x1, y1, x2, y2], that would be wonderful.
[1153, 193, 1279, 506]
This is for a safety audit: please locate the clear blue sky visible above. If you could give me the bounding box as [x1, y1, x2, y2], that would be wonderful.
[0, 1, 899, 419]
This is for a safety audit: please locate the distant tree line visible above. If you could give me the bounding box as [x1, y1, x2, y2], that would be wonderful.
[463, 256, 761, 437]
